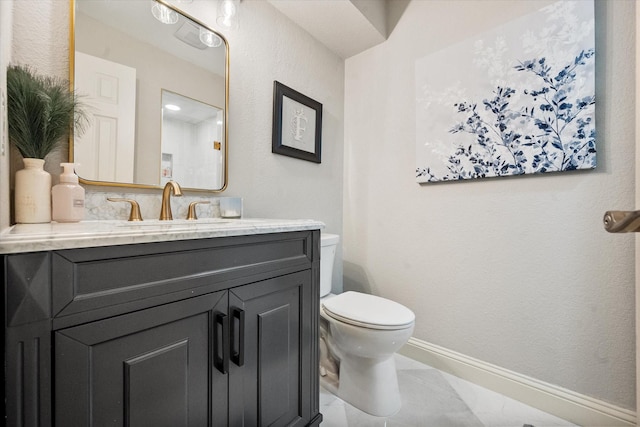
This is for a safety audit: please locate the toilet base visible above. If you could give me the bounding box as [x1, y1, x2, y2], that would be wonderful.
[321, 354, 401, 417]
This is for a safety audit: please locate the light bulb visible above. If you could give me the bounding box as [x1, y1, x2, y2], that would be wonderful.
[199, 27, 223, 48]
[221, 1, 236, 17]
[151, 1, 179, 25]
[216, 0, 239, 29]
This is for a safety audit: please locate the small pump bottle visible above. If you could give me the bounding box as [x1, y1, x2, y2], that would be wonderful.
[52, 163, 85, 223]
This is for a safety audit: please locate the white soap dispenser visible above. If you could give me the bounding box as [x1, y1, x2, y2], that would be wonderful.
[52, 163, 85, 223]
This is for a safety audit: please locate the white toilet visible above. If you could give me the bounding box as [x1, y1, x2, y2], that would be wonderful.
[319, 233, 415, 417]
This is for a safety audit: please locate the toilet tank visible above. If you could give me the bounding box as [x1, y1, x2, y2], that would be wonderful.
[320, 234, 340, 297]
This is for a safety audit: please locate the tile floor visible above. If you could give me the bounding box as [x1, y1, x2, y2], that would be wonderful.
[319, 354, 579, 427]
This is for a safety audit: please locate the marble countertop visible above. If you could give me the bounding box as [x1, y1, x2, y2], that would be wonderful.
[0, 218, 325, 254]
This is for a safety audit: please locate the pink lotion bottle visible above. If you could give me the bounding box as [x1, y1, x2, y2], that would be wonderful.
[52, 163, 85, 222]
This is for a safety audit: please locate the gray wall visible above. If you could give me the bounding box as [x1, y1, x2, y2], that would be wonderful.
[344, 0, 635, 410]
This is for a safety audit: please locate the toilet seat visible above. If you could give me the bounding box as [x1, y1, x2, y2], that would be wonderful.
[322, 291, 415, 330]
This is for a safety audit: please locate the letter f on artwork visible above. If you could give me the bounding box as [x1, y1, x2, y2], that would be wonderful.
[292, 108, 308, 141]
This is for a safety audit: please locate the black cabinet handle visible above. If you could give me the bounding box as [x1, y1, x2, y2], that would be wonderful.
[230, 307, 245, 367]
[214, 312, 229, 374]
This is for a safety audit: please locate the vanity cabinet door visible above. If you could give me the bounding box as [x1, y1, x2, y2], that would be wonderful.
[54, 291, 228, 427]
[228, 270, 310, 427]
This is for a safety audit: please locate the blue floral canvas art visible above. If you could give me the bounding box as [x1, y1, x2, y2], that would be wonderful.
[415, 1, 595, 183]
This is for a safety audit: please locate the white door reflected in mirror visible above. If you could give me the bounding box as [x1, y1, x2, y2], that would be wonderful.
[74, 52, 136, 183]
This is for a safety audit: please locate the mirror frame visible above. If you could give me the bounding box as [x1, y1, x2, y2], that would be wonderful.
[69, 0, 229, 192]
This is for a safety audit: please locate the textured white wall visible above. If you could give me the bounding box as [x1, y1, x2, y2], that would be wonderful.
[0, 1, 12, 230]
[8, 0, 345, 288]
[10, 0, 69, 189]
[344, 0, 635, 410]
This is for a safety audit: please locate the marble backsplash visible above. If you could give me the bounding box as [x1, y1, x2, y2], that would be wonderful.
[86, 191, 224, 221]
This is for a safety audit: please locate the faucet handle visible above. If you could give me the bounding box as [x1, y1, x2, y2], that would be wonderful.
[186, 201, 211, 220]
[107, 198, 143, 221]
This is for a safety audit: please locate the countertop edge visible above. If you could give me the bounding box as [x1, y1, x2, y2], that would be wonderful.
[0, 219, 325, 254]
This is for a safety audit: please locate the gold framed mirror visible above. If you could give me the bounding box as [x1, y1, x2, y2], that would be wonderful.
[70, 0, 228, 192]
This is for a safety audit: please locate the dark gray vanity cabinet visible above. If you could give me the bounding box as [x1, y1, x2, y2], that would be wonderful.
[228, 271, 310, 427]
[55, 290, 227, 426]
[3, 230, 322, 427]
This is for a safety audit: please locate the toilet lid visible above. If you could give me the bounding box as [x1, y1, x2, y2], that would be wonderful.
[322, 291, 415, 330]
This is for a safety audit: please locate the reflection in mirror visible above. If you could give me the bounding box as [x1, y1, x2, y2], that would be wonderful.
[71, 0, 228, 191]
[161, 90, 224, 189]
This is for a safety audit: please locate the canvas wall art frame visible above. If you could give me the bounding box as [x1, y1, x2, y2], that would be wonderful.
[272, 81, 323, 163]
[415, 0, 596, 183]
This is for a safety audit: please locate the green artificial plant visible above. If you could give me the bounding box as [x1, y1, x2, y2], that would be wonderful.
[6, 64, 89, 159]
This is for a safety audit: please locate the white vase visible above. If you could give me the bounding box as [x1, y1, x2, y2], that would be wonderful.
[15, 158, 52, 224]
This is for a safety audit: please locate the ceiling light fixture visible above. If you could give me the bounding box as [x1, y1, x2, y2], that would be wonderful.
[151, 1, 179, 25]
[165, 104, 181, 111]
[216, 0, 239, 30]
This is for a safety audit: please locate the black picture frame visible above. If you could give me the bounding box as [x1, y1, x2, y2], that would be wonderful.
[272, 81, 322, 163]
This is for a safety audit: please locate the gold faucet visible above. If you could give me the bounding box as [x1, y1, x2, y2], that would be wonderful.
[186, 201, 210, 220]
[160, 180, 183, 220]
[107, 198, 143, 221]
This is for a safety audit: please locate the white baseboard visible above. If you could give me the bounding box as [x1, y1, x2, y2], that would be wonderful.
[399, 338, 636, 427]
